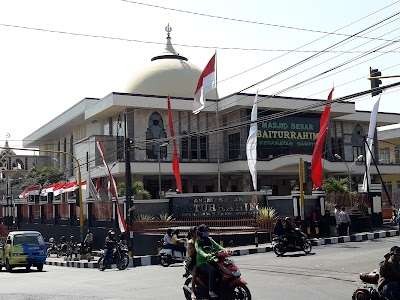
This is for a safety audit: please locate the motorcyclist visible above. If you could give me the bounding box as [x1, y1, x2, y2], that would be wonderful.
[172, 229, 186, 256]
[283, 217, 296, 247]
[163, 228, 175, 250]
[186, 227, 198, 300]
[378, 246, 400, 299]
[194, 224, 225, 299]
[104, 230, 117, 268]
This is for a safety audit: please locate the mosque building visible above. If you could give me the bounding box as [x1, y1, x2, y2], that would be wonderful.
[19, 26, 399, 225]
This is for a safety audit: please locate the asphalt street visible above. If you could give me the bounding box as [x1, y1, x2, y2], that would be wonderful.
[0, 237, 399, 300]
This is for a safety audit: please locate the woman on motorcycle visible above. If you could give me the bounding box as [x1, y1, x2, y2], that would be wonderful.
[186, 227, 198, 300]
[195, 224, 225, 299]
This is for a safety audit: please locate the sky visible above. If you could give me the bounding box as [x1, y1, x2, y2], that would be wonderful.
[1, 0, 400, 149]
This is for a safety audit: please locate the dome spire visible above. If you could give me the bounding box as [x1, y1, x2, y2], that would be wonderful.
[151, 24, 188, 61]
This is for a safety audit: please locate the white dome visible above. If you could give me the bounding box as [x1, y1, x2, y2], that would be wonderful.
[126, 58, 201, 98]
[125, 28, 202, 98]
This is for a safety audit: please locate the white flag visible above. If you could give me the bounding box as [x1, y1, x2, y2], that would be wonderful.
[362, 95, 381, 192]
[246, 92, 258, 191]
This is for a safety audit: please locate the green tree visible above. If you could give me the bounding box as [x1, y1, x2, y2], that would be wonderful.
[117, 180, 151, 200]
[323, 177, 349, 193]
[24, 166, 65, 186]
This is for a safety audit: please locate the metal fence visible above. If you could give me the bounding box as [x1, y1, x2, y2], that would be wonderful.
[130, 216, 274, 234]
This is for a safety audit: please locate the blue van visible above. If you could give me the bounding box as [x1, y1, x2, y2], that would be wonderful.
[0, 231, 47, 272]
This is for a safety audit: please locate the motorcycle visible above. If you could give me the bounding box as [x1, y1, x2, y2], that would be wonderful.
[182, 250, 251, 300]
[46, 238, 59, 257]
[98, 240, 130, 271]
[159, 239, 186, 267]
[352, 272, 387, 300]
[272, 229, 312, 256]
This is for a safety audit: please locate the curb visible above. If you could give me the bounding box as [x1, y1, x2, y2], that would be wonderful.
[311, 229, 399, 246]
[45, 229, 399, 269]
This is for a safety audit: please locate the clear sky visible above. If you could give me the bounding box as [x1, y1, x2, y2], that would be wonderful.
[1, 0, 399, 149]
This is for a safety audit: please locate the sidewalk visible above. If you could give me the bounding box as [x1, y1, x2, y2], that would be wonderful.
[45, 228, 399, 269]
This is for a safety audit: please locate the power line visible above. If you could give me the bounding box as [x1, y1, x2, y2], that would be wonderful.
[120, 0, 400, 43]
[218, 2, 400, 85]
[2, 22, 400, 55]
[135, 81, 400, 145]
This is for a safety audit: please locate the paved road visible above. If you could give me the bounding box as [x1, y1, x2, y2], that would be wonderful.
[0, 237, 399, 299]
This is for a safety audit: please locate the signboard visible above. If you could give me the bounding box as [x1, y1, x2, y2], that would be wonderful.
[169, 194, 259, 218]
[257, 114, 320, 159]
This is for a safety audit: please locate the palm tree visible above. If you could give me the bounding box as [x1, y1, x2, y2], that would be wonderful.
[323, 177, 349, 193]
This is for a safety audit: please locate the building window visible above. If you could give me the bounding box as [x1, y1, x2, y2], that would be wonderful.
[200, 136, 208, 159]
[190, 137, 198, 159]
[145, 112, 167, 159]
[108, 117, 113, 136]
[379, 148, 390, 164]
[181, 135, 188, 159]
[228, 132, 241, 160]
[395, 146, 400, 164]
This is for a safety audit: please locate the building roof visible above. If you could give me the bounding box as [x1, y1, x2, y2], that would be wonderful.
[124, 25, 202, 98]
[378, 126, 400, 141]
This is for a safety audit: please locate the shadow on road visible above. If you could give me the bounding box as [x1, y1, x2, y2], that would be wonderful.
[280, 252, 316, 258]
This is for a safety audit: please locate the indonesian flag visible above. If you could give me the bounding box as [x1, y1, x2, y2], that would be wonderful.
[19, 184, 41, 199]
[167, 96, 183, 193]
[311, 88, 334, 189]
[193, 54, 216, 114]
[96, 141, 127, 233]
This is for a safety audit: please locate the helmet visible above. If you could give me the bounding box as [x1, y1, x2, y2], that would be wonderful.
[49, 237, 54, 243]
[166, 228, 173, 236]
[107, 230, 115, 238]
[197, 224, 209, 239]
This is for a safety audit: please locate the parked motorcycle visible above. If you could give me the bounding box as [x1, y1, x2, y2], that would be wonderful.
[98, 241, 129, 271]
[353, 272, 386, 300]
[182, 250, 251, 300]
[46, 237, 58, 257]
[159, 239, 186, 267]
[272, 229, 312, 256]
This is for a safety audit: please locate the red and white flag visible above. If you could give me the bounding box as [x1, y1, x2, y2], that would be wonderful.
[96, 141, 127, 233]
[167, 96, 183, 193]
[193, 54, 216, 114]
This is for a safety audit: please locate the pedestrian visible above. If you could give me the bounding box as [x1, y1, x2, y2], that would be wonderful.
[340, 207, 351, 235]
[334, 205, 341, 236]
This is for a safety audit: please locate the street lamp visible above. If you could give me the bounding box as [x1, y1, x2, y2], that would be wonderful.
[334, 154, 364, 192]
[157, 142, 169, 198]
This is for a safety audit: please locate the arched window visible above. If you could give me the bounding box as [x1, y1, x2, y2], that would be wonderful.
[351, 124, 365, 161]
[145, 112, 167, 159]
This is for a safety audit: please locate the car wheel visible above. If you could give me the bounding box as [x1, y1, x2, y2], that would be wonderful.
[37, 264, 44, 272]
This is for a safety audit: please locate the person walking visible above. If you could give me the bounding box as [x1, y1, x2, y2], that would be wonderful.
[339, 207, 351, 236]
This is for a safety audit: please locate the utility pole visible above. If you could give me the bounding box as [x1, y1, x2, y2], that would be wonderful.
[123, 110, 134, 256]
[298, 158, 305, 220]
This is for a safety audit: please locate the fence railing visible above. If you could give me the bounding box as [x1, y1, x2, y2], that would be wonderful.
[130, 217, 275, 233]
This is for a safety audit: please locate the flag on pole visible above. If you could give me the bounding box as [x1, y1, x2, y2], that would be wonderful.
[311, 88, 334, 189]
[96, 141, 127, 233]
[246, 92, 258, 191]
[167, 96, 183, 193]
[193, 54, 216, 114]
[362, 95, 381, 192]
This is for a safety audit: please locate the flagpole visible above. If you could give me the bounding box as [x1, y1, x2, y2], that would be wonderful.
[214, 50, 221, 192]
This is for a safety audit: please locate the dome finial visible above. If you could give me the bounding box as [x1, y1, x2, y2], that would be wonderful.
[165, 23, 172, 39]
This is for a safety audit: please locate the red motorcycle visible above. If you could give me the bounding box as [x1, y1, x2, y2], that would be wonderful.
[183, 250, 251, 300]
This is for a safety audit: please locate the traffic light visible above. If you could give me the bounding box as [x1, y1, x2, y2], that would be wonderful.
[369, 67, 382, 97]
